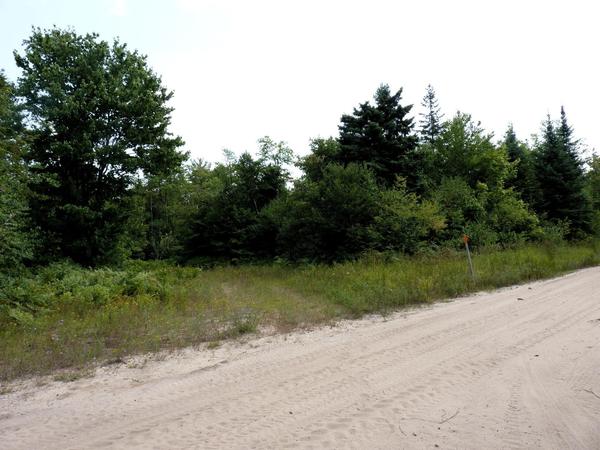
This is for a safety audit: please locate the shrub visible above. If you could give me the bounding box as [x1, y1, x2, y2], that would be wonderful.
[268, 163, 380, 261]
[368, 180, 446, 253]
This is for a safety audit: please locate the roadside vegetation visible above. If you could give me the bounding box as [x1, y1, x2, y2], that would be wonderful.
[2, 28, 600, 381]
[2, 241, 599, 381]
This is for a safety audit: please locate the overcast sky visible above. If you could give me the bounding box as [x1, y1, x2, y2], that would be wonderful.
[1, 0, 598, 162]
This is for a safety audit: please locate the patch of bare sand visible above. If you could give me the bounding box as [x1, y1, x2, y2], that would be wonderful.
[2, 267, 600, 449]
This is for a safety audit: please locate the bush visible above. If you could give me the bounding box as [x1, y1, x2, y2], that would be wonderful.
[539, 220, 570, 244]
[433, 177, 486, 242]
[268, 163, 380, 261]
[368, 180, 446, 253]
[0, 261, 201, 325]
[487, 190, 541, 244]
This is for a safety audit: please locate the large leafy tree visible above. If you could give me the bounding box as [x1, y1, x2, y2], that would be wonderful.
[337, 84, 420, 188]
[419, 84, 444, 144]
[534, 110, 590, 233]
[0, 72, 35, 270]
[433, 112, 511, 189]
[14, 28, 185, 265]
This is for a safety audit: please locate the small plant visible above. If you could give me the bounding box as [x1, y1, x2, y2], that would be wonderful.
[230, 310, 259, 336]
[0, 241, 599, 381]
[53, 368, 94, 383]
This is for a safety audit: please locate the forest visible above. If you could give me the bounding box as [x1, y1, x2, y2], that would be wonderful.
[2, 28, 600, 379]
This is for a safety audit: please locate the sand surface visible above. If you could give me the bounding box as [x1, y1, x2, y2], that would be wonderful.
[2, 267, 600, 449]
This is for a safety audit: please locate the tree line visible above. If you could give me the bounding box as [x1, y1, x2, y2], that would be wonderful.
[2, 27, 600, 271]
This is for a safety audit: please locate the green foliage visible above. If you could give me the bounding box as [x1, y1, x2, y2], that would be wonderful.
[128, 171, 192, 261]
[539, 220, 570, 244]
[534, 110, 591, 234]
[2, 242, 599, 380]
[0, 260, 198, 326]
[433, 177, 486, 240]
[336, 84, 421, 189]
[14, 27, 185, 265]
[0, 72, 35, 271]
[299, 137, 341, 182]
[268, 167, 447, 261]
[487, 189, 541, 244]
[368, 180, 446, 253]
[186, 140, 291, 261]
[4, 27, 600, 381]
[257, 135, 295, 167]
[432, 177, 540, 247]
[419, 84, 444, 144]
[433, 113, 512, 189]
[585, 155, 600, 235]
[268, 163, 380, 261]
[502, 125, 539, 206]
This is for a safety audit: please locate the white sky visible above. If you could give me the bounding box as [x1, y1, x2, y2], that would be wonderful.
[1, 0, 598, 162]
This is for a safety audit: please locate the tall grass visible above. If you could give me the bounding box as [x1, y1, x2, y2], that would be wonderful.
[1, 241, 599, 381]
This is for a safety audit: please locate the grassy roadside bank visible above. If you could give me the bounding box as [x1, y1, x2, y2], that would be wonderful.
[1, 241, 599, 382]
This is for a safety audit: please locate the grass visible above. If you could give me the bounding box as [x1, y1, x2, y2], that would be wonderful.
[1, 240, 599, 382]
[52, 368, 94, 383]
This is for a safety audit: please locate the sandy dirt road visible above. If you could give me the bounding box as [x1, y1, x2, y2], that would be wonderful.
[2, 267, 600, 449]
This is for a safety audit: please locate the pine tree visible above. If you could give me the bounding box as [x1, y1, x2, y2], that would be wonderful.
[337, 84, 419, 188]
[419, 84, 444, 144]
[535, 110, 590, 233]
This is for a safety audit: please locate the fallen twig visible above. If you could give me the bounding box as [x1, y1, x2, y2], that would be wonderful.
[400, 408, 461, 425]
[584, 388, 600, 400]
[439, 409, 460, 424]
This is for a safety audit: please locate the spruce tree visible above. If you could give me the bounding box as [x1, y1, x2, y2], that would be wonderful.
[535, 110, 590, 233]
[337, 84, 419, 188]
[419, 84, 444, 144]
[503, 124, 538, 206]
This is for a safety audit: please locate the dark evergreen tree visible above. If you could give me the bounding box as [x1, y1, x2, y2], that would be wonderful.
[557, 106, 580, 160]
[534, 111, 590, 233]
[503, 124, 538, 206]
[419, 84, 444, 144]
[337, 84, 420, 189]
[14, 28, 185, 265]
[504, 125, 520, 161]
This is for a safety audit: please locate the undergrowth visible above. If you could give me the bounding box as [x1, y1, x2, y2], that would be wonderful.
[1, 241, 599, 381]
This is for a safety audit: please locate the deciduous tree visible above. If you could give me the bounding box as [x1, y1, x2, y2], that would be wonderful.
[0, 72, 35, 271]
[14, 28, 185, 264]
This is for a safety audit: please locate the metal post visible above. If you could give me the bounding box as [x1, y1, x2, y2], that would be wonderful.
[463, 234, 475, 281]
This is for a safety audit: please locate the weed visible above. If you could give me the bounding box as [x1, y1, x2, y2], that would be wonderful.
[1, 242, 599, 381]
[52, 368, 94, 383]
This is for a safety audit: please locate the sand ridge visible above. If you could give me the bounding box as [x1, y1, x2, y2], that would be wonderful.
[1, 267, 600, 449]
